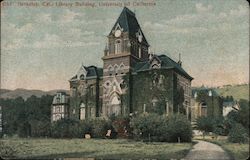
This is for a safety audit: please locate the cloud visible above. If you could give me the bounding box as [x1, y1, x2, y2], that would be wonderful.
[32, 34, 100, 49]
[229, 5, 248, 17]
[195, 3, 213, 13]
[143, 4, 248, 35]
[36, 13, 52, 23]
[59, 9, 82, 23]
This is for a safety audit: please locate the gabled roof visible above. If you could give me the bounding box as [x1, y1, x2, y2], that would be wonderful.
[70, 65, 103, 81]
[133, 54, 193, 80]
[52, 92, 69, 105]
[109, 7, 149, 45]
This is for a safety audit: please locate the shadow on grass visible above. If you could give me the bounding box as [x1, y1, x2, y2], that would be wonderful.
[22, 149, 190, 160]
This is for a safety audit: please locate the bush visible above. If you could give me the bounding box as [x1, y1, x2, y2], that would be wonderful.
[228, 123, 248, 143]
[51, 118, 81, 138]
[79, 120, 92, 136]
[195, 116, 214, 138]
[130, 113, 192, 142]
[112, 116, 130, 138]
[91, 118, 113, 138]
[130, 113, 162, 141]
[212, 116, 228, 136]
[165, 114, 192, 142]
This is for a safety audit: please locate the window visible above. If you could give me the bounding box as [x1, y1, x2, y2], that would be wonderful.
[56, 97, 60, 103]
[143, 104, 146, 113]
[114, 65, 119, 75]
[80, 108, 85, 120]
[139, 47, 141, 58]
[56, 106, 60, 113]
[108, 65, 113, 76]
[80, 74, 84, 80]
[115, 40, 121, 54]
[201, 102, 207, 117]
[90, 86, 94, 96]
[120, 64, 125, 74]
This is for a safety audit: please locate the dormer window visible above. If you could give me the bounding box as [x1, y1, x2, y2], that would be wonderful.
[136, 29, 143, 43]
[80, 74, 85, 80]
[115, 40, 121, 54]
[56, 97, 60, 103]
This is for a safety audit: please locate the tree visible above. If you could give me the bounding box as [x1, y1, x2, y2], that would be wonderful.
[0, 94, 53, 137]
[228, 123, 248, 143]
[51, 118, 81, 138]
[130, 113, 192, 142]
[226, 99, 249, 134]
[195, 116, 214, 139]
[237, 99, 249, 130]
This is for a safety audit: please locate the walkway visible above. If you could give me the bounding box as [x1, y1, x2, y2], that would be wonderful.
[184, 140, 231, 160]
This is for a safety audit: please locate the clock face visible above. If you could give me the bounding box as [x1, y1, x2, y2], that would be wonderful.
[115, 30, 121, 37]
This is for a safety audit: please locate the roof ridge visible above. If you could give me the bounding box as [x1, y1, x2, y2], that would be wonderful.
[123, 8, 130, 33]
[123, 7, 135, 16]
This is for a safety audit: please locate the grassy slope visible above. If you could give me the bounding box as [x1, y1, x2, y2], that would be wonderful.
[214, 84, 249, 101]
[205, 139, 249, 160]
[0, 138, 193, 159]
[194, 136, 249, 160]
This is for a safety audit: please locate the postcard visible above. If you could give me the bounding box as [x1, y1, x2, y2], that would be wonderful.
[0, 0, 249, 159]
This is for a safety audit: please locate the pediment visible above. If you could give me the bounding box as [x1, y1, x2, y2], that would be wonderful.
[77, 65, 88, 79]
[150, 56, 161, 69]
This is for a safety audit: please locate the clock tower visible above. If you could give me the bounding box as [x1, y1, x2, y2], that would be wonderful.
[102, 7, 149, 117]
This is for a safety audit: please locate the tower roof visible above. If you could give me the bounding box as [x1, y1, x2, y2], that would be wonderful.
[109, 7, 149, 45]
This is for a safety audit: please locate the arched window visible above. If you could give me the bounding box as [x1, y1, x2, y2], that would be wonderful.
[108, 65, 113, 76]
[80, 74, 85, 80]
[120, 64, 125, 74]
[115, 40, 121, 54]
[110, 94, 121, 116]
[80, 103, 86, 120]
[114, 64, 119, 75]
[138, 47, 142, 58]
[200, 102, 207, 117]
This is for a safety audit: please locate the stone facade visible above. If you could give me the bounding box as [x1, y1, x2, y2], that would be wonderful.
[61, 7, 193, 121]
[191, 89, 223, 122]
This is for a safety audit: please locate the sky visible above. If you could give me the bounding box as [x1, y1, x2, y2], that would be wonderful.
[1, 0, 249, 91]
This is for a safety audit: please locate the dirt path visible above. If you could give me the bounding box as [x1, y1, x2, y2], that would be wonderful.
[184, 140, 231, 160]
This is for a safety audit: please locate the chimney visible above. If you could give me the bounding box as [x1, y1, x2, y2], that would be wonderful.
[148, 47, 153, 60]
[178, 53, 182, 66]
[104, 43, 109, 56]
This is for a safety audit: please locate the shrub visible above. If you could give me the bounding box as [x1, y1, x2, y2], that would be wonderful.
[51, 118, 81, 138]
[165, 114, 192, 142]
[79, 119, 92, 136]
[195, 116, 214, 138]
[228, 123, 248, 143]
[130, 113, 192, 142]
[112, 116, 130, 138]
[212, 116, 227, 136]
[91, 118, 113, 138]
[130, 113, 162, 141]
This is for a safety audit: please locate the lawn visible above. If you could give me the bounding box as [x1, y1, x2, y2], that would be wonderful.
[207, 139, 249, 160]
[194, 136, 249, 160]
[0, 138, 193, 159]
